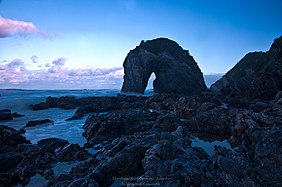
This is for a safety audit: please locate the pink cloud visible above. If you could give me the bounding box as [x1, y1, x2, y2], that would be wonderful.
[0, 17, 41, 38]
[0, 57, 125, 89]
[67, 67, 123, 77]
[7, 59, 25, 68]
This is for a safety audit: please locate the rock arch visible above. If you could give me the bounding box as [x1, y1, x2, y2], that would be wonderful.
[121, 38, 207, 94]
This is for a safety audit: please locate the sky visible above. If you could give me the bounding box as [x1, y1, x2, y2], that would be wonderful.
[0, 0, 281, 90]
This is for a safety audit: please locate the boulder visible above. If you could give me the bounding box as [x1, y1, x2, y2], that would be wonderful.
[37, 138, 69, 151]
[0, 109, 13, 121]
[25, 119, 54, 127]
[0, 125, 31, 153]
[12, 112, 24, 118]
[121, 38, 207, 94]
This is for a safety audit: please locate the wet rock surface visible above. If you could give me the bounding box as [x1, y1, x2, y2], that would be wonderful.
[0, 109, 13, 121]
[0, 125, 91, 187]
[20, 91, 280, 186]
[0, 109, 24, 121]
[25, 119, 54, 127]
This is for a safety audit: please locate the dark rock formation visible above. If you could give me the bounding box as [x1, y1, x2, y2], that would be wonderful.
[211, 36, 282, 100]
[3, 35, 282, 186]
[66, 95, 147, 120]
[37, 138, 69, 151]
[0, 109, 13, 121]
[0, 125, 31, 154]
[32, 95, 148, 121]
[25, 119, 54, 127]
[12, 112, 24, 118]
[31, 96, 78, 110]
[0, 126, 92, 187]
[83, 109, 156, 146]
[57, 144, 90, 162]
[11, 90, 280, 186]
[121, 38, 207, 94]
[0, 109, 24, 121]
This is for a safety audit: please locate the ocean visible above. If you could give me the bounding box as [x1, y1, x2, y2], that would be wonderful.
[0, 89, 122, 146]
[0, 89, 230, 155]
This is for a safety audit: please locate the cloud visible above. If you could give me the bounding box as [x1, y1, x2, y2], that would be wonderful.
[48, 57, 67, 73]
[7, 59, 25, 68]
[0, 57, 124, 89]
[31, 55, 38, 63]
[67, 67, 123, 77]
[0, 17, 42, 38]
[52, 57, 66, 66]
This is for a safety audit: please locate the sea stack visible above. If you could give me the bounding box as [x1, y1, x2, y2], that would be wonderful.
[121, 38, 207, 94]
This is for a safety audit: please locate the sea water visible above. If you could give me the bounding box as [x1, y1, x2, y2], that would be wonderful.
[0, 89, 121, 146]
[0, 89, 230, 153]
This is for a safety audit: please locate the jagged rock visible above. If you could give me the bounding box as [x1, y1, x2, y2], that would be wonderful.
[88, 142, 149, 187]
[70, 158, 99, 178]
[240, 127, 282, 186]
[213, 146, 261, 186]
[83, 109, 156, 145]
[0, 125, 31, 154]
[25, 119, 54, 127]
[186, 103, 231, 135]
[16, 144, 40, 156]
[121, 38, 207, 94]
[57, 144, 90, 162]
[32, 96, 78, 110]
[37, 138, 69, 151]
[211, 36, 282, 100]
[0, 109, 13, 121]
[0, 153, 23, 172]
[142, 136, 213, 186]
[12, 112, 24, 118]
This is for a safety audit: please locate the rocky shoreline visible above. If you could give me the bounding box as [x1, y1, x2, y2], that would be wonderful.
[1, 36, 281, 186]
[1, 91, 281, 186]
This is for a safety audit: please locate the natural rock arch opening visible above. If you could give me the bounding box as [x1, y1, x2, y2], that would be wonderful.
[145, 73, 156, 90]
[121, 38, 207, 94]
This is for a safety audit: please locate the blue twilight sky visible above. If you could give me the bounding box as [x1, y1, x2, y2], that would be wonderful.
[0, 0, 281, 89]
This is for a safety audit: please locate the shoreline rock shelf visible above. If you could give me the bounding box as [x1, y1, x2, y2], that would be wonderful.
[1, 90, 278, 186]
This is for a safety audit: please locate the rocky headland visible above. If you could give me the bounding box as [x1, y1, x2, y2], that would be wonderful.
[211, 36, 282, 100]
[0, 37, 281, 187]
